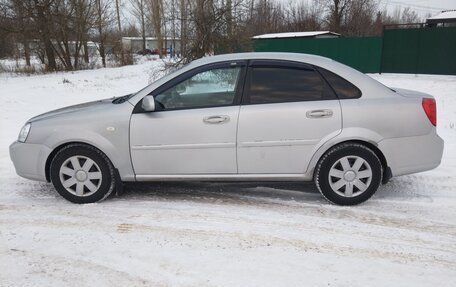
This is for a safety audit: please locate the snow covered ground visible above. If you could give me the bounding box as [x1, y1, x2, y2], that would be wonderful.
[0, 61, 455, 286]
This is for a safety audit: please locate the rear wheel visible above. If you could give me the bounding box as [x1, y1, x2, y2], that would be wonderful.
[50, 144, 115, 203]
[314, 143, 382, 205]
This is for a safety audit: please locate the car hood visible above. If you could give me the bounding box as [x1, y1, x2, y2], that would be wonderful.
[392, 87, 432, 99]
[29, 98, 114, 123]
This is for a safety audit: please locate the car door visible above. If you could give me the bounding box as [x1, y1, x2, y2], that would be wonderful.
[237, 60, 342, 174]
[130, 61, 246, 176]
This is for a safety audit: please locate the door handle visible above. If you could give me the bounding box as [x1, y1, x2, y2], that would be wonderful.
[203, 115, 230, 124]
[306, 109, 333, 118]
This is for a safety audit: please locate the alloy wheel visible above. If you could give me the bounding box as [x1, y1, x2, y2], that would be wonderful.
[328, 155, 373, 197]
[59, 155, 103, 197]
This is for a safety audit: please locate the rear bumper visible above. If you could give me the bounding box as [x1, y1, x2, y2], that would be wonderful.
[9, 141, 51, 182]
[378, 131, 444, 177]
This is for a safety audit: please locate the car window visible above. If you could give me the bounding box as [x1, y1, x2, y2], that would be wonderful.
[154, 66, 242, 110]
[247, 66, 336, 104]
[317, 67, 362, 99]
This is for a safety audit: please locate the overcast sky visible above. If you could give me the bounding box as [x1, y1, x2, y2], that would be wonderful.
[290, 0, 455, 19]
[377, 0, 455, 17]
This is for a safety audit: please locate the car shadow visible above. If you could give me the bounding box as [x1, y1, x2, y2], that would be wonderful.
[119, 181, 324, 206]
[16, 178, 422, 206]
[8, 177, 327, 206]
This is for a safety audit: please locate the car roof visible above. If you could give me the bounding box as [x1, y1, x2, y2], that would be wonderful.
[189, 52, 334, 67]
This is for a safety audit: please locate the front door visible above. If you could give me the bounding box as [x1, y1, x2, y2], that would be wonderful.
[130, 62, 246, 175]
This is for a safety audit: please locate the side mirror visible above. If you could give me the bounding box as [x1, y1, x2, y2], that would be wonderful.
[141, 95, 155, 112]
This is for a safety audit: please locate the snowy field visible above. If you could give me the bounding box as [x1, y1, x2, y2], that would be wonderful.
[0, 60, 455, 286]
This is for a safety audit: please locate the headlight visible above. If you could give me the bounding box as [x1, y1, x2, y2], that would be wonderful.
[18, 123, 31, 143]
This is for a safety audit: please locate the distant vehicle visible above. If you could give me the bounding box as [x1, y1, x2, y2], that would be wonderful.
[136, 48, 159, 55]
[10, 53, 444, 205]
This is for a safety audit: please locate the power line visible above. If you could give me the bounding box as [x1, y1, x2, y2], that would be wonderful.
[386, 0, 450, 11]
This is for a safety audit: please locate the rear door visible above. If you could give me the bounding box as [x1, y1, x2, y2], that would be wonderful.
[237, 60, 342, 174]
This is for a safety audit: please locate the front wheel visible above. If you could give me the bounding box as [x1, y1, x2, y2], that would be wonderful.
[314, 143, 383, 205]
[50, 144, 115, 204]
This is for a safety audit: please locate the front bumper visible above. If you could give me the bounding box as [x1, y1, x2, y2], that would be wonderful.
[9, 141, 52, 182]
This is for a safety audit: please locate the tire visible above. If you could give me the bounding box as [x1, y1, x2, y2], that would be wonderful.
[314, 143, 382, 206]
[50, 143, 115, 204]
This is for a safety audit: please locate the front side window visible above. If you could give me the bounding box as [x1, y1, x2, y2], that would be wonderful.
[154, 66, 242, 110]
[247, 66, 336, 104]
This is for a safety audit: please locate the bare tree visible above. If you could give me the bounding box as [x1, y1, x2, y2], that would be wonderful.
[282, 1, 323, 32]
[95, 0, 110, 68]
[400, 7, 419, 24]
[77, 0, 96, 67]
[130, 0, 147, 50]
[179, 0, 187, 56]
[344, 0, 377, 36]
[247, 0, 285, 35]
[0, 0, 428, 72]
[0, 0, 18, 59]
[32, 0, 58, 71]
[148, 0, 163, 57]
[179, 0, 249, 60]
[321, 0, 351, 33]
[377, 6, 423, 27]
[168, 0, 177, 57]
[115, 0, 125, 64]
[52, 0, 74, 70]
[13, 0, 32, 66]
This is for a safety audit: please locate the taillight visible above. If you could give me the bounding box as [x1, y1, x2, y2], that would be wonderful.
[422, 98, 436, 126]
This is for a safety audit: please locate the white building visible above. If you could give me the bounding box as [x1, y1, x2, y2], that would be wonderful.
[427, 10, 456, 27]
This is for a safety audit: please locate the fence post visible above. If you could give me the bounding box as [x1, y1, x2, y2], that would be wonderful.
[379, 25, 386, 74]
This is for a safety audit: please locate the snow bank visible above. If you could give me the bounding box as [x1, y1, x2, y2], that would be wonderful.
[0, 65, 455, 287]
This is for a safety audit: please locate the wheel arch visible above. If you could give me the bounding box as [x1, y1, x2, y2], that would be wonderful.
[45, 141, 113, 182]
[311, 139, 390, 183]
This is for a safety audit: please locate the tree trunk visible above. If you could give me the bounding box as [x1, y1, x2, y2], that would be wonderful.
[96, 0, 106, 68]
[151, 0, 163, 58]
[141, 1, 146, 51]
[171, 0, 176, 58]
[83, 40, 89, 63]
[62, 42, 73, 70]
[115, 0, 124, 64]
[98, 34, 106, 68]
[179, 0, 186, 56]
[15, 1, 31, 66]
[36, 5, 56, 71]
[162, 1, 167, 57]
[23, 39, 31, 66]
[226, 0, 232, 37]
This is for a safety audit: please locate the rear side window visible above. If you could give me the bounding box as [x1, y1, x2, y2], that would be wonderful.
[317, 67, 362, 99]
[247, 66, 336, 104]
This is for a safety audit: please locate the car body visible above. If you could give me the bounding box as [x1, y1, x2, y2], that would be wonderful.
[10, 52, 444, 205]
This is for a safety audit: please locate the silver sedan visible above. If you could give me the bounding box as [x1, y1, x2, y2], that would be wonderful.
[10, 53, 444, 205]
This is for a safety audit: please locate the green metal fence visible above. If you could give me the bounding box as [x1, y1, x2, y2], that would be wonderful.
[381, 26, 456, 75]
[253, 36, 382, 73]
[252, 27, 456, 75]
